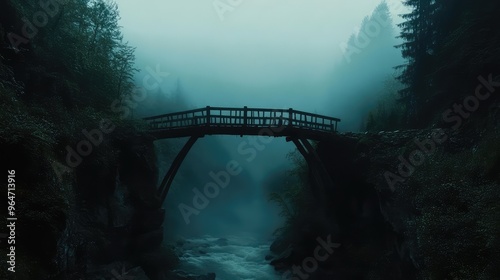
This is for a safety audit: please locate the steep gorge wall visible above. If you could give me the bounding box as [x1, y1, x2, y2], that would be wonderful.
[308, 125, 498, 279]
[0, 130, 178, 280]
[269, 126, 500, 279]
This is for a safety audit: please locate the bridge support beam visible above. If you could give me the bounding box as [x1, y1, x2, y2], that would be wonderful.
[289, 137, 333, 208]
[156, 136, 199, 207]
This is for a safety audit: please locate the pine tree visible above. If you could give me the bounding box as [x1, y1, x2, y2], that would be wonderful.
[331, 1, 403, 131]
[396, 0, 500, 126]
[396, 0, 437, 127]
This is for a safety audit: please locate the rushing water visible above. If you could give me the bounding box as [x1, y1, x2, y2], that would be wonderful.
[176, 235, 281, 280]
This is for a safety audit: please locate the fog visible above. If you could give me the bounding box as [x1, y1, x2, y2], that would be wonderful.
[113, 0, 406, 277]
[116, 0, 406, 114]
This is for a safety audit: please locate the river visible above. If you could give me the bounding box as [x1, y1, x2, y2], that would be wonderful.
[175, 235, 281, 280]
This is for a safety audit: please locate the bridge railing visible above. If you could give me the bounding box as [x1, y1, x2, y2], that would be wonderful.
[143, 106, 340, 133]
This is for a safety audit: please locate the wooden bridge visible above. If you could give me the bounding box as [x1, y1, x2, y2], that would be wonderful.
[143, 106, 341, 140]
[143, 106, 341, 207]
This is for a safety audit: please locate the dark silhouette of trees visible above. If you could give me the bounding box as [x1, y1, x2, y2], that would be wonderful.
[0, 2, 141, 277]
[397, 0, 500, 127]
[330, 1, 403, 131]
[2, 0, 136, 109]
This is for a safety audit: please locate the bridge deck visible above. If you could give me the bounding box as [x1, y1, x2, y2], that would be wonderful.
[143, 106, 341, 140]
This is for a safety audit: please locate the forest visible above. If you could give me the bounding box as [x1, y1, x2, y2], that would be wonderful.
[1, 0, 499, 279]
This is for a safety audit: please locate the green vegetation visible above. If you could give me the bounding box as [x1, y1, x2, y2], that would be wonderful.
[365, 0, 500, 130]
[367, 1, 500, 274]
[268, 150, 313, 237]
[0, 0, 167, 278]
[365, 76, 406, 131]
[273, 1, 500, 279]
[401, 127, 500, 279]
[396, 0, 500, 127]
[329, 1, 402, 130]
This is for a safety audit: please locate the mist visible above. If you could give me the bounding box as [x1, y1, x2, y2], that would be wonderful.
[4, 0, 498, 277]
[117, 0, 406, 114]
[114, 0, 406, 278]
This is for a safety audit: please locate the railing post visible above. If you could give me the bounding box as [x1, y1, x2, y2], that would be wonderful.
[243, 106, 248, 127]
[206, 106, 211, 127]
[288, 108, 293, 127]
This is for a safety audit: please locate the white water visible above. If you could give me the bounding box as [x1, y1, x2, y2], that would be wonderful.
[176, 235, 281, 280]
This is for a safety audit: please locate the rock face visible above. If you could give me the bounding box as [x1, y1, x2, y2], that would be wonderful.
[80, 264, 217, 280]
[315, 130, 437, 278]
[268, 129, 450, 279]
[100, 137, 216, 280]
[47, 136, 187, 280]
[270, 125, 500, 279]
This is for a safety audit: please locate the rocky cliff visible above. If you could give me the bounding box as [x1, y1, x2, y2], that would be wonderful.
[269, 122, 500, 279]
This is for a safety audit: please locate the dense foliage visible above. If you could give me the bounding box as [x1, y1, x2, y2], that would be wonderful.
[396, 0, 500, 127]
[329, 1, 403, 131]
[0, 0, 147, 278]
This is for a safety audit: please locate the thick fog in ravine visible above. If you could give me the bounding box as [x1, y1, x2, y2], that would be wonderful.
[112, 1, 406, 278]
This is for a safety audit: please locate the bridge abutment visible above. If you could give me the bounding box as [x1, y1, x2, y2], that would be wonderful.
[116, 136, 176, 279]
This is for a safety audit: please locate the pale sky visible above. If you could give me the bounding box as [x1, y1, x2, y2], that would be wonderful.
[113, 0, 408, 115]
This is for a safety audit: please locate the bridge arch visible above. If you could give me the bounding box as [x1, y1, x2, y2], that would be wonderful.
[143, 106, 341, 207]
